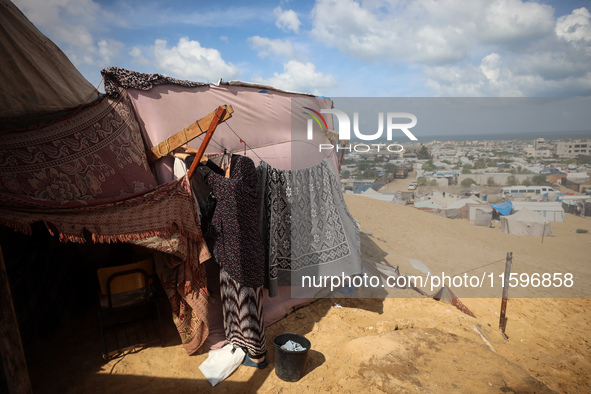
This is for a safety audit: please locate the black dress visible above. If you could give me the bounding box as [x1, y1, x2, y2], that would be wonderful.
[194, 155, 266, 356]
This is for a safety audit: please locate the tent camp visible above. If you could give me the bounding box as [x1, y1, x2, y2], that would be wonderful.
[0, 1, 361, 391]
[500, 208, 553, 237]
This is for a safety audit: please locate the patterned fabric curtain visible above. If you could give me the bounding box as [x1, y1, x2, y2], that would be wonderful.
[0, 89, 211, 354]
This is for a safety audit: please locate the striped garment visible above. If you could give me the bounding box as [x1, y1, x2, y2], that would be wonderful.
[220, 269, 266, 356]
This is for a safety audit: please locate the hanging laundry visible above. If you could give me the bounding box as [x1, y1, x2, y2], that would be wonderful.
[257, 158, 362, 297]
[195, 154, 267, 360]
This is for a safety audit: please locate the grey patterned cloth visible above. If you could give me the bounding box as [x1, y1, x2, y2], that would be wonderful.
[257, 159, 362, 297]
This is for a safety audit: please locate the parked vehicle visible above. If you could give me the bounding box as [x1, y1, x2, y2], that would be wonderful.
[501, 186, 557, 197]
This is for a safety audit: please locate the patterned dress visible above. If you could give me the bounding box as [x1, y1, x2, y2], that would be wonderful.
[196, 155, 266, 356]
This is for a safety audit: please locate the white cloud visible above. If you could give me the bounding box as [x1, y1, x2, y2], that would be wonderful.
[477, 0, 555, 43]
[251, 60, 337, 95]
[248, 36, 295, 59]
[274, 6, 301, 33]
[480, 53, 501, 84]
[152, 37, 239, 82]
[424, 52, 591, 97]
[310, 0, 556, 64]
[310, 0, 591, 96]
[129, 47, 150, 65]
[310, 0, 472, 64]
[556, 8, 591, 42]
[97, 39, 124, 66]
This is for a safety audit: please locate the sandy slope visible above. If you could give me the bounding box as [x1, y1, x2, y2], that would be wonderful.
[30, 194, 591, 393]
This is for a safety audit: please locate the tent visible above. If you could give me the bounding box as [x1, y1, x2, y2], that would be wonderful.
[436, 208, 463, 219]
[510, 202, 564, 222]
[500, 208, 553, 237]
[0, 1, 361, 390]
[447, 196, 485, 210]
[474, 208, 493, 227]
[467, 204, 492, 223]
[414, 199, 443, 209]
[0, 0, 100, 129]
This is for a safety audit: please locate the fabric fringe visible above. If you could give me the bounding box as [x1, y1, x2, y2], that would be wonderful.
[33, 222, 205, 248]
[0, 218, 33, 236]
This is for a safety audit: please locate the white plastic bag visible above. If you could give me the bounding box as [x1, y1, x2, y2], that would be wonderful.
[199, 344, 246, 387]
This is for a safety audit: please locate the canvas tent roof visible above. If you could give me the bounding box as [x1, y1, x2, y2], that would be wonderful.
[414, 200, 443, 209]
[511, 201, 564, 222]
[446, 196, 485, 209]
[500, 208, 553, 237]
[0, 0, 100, 128]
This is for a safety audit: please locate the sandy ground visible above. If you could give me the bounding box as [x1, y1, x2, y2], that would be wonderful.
[28, 187, 591, 393]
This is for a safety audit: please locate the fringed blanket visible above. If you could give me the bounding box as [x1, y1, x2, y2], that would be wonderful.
[257, 159, 362, 297]
[0, 176, 212, 354]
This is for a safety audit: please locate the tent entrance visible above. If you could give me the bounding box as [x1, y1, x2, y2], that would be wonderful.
[0, 224, 176, 392]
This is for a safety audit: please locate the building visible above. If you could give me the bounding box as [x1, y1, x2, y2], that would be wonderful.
[555, 140, 591, 158]
[524, 138, 554, 158]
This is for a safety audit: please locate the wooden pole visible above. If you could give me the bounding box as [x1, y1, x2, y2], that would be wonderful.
[187, 106, 227, 180]
[0, 245, 33, 394]
[146, 105, 233, 163]
[499, 252, 512, 339]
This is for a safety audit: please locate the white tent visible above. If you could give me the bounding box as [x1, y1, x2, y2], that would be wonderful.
[511, 202, 565, 222]
[467, 204, 492, 223]
[474, 208, 493, 227]
[446, 196, 485, 209]
[414, 200, 443, 209]
[500, 208, 553, 237]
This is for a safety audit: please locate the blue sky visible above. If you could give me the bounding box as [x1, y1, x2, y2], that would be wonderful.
[12, 0, 591, 98]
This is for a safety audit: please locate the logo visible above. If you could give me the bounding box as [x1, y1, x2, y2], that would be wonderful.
[305, 108, 417, 153]
[303, 107, 328, 139]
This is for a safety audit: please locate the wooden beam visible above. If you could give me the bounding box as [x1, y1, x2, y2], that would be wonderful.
[0, 245, 33, 394]
[146, 104, 234, 163]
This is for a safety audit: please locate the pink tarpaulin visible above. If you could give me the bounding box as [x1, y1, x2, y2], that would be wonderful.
[101, 69, 339, 183]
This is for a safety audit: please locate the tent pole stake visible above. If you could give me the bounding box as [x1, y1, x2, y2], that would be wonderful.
[499, 252, 512, 339]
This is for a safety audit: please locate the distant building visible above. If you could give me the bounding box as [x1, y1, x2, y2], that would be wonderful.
[524, 138, 554, 158]
[555, 140, 591, 158]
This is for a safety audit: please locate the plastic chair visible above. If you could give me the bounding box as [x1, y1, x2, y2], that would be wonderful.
[96, 258, 163, 359]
